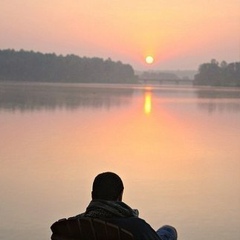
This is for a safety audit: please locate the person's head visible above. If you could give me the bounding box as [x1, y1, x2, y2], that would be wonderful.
[91, 172, 124, 201]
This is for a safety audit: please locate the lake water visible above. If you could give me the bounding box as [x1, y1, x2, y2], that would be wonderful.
[0, 82, 240, 240]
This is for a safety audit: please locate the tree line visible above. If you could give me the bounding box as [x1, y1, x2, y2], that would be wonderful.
[194, 59, 240, 87]
[0, 49, 138, 84]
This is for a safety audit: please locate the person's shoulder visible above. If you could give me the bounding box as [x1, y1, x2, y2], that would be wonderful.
[107, 217, 161, 240]
[51, 214, 83, 231]
[109, 216, 151, 225]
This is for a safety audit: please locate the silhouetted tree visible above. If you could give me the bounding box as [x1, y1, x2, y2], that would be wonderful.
[194, 59, 240, 87]
[0, 49, 138, 84]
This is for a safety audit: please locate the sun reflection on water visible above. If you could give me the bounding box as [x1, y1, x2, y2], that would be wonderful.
[144, 90, 152, 115]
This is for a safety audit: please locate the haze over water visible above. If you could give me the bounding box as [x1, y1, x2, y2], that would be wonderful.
[0, 82, 240, 240]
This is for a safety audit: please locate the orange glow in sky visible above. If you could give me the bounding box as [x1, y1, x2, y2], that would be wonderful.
[0, 0, 239, 70]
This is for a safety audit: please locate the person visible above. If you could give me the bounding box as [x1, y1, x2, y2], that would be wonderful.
[51, 172, 177, 240]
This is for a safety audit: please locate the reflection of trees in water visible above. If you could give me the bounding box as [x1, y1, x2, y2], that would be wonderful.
[197, 100, 240, 114]
[1, 83, 240, 114]
[195, 88, 240, 113]
[0, 83, 134, 112]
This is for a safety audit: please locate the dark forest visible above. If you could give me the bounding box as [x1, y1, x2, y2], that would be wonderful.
[194, 59, 240, 87]
[0, 49, 138, 84]
[1, 50, 239, 87]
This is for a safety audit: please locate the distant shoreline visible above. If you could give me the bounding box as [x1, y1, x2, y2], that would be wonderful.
[1, 80, 240, 90]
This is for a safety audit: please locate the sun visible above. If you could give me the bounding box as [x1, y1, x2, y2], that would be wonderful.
[145, 56, 154, 64]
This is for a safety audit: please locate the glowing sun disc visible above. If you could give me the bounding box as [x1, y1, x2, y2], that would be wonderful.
[145, 56, 154, 64]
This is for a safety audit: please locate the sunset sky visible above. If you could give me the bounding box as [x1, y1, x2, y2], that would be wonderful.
[1, 0, 240, 70]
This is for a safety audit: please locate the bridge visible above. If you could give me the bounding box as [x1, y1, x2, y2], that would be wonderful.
[138, 78, 194, 86]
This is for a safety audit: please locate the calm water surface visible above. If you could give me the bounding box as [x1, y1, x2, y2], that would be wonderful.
[0, 82, 240, 240]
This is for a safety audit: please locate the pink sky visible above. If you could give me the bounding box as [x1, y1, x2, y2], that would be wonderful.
[1, 0, 240, 70]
